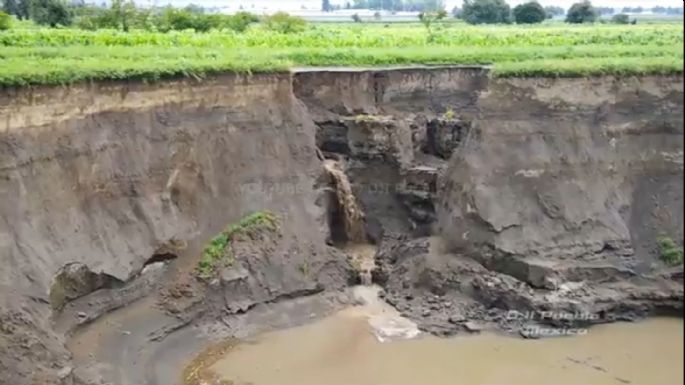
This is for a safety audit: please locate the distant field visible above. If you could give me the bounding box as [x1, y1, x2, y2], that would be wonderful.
[0, 23, 682, 86]
[630, 14, 684, 24]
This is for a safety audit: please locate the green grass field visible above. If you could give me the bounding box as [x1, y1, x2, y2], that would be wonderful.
[0, 22, 682, 86]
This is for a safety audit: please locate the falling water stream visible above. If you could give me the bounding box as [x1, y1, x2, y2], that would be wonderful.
[323, 159, 367, 244]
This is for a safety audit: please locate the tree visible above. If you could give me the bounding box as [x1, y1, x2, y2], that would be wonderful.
[513, 1, 545, 24]
[418, 9, 446, 41]
[650, 6, 683, 15]
[461, 0, 511, 24]
[17, 0, 29, 18]
[225, 11, 258, 32]
[184, 4, 204, 14]
[157, 7, 195, 31]
[611, 13, 629, 24]
[111, 0, 137, 31]
[29, 0, 71, 26]
[595, 6, 614, 15]
[263, 12, 306, 33]
[621, 6, 642, 13]
[2, 0, 29, 19]
[1, 0, 18, 16]
[351, 12, 361, 22]
[322, 0, 331, 12]
[565, 1, 597, 23]
[349, 0, 445, 12]
[663, 7, 683, 15]
[544, 5, 564, 18]
[420, 0, 445, 12]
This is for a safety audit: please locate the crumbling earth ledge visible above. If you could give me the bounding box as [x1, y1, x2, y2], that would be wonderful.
[0, 67, 682, 385]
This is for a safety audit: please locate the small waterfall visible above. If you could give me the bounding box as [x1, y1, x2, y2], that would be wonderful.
[360, 269, 373, 286]
[323, 160, 375, 286]
[344, 244, 377, 287]
[323, 160, 367, 244]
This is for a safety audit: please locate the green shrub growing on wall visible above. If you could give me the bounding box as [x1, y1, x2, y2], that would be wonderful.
[657, 236, 684, 266]
[197, 211, 279, 279]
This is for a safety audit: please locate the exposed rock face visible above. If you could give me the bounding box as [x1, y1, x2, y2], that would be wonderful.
[0, 68, 682, 384]
[1, 74, 334, 288]
[49, 263, 123, 311]
[294, 69, 684, 336]
[376, 235, 683, 337]
[423, 118, 471, 160]
[296, 67, 489, 236]
[440, 77, 684, 274]
[296, 71, 683, 267]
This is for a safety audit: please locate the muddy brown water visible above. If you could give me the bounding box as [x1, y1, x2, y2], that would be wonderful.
[208, 309, 683, 385]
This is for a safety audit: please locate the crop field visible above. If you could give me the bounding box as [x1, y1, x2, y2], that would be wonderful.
[0, 22, 683, 85]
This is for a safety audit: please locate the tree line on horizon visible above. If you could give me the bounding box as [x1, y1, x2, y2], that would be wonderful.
[324, 0, 683, 16]
[1, 0, 683, 30]
[0, 0, 305, 30]
[415, 0, 681, 25]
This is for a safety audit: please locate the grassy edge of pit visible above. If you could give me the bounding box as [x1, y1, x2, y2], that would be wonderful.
[0, 54, 683, 87]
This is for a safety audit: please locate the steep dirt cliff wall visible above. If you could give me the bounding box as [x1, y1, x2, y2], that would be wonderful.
[442, 76, 684, 273]
[294, 67, 490, 236]
[0, 68, 682, 384]
[0, 74, 329, 288]
[294, 69, 683, 268]
[295, 69, 683, 335]
[0, 74, 349, 384]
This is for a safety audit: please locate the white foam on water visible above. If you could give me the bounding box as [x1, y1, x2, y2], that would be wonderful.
[351, 285, 421, 343]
